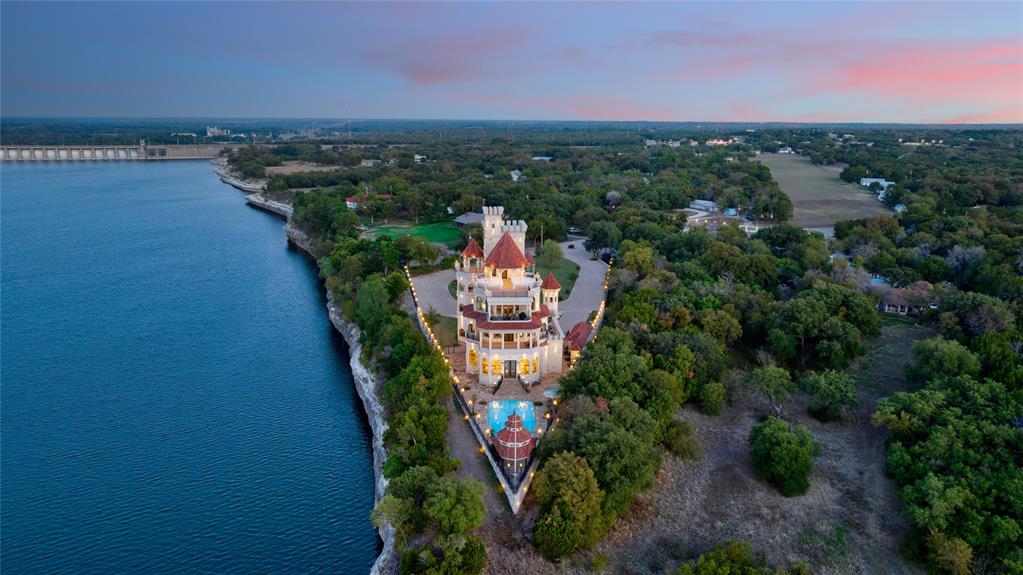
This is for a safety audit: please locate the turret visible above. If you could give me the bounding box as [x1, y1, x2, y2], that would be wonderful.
[541, 272, 561, 316]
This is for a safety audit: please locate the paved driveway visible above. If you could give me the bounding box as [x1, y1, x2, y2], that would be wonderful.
[557, 241, 607, 330]
[411, 269, 458, 316]
[410, 240, 607, 332]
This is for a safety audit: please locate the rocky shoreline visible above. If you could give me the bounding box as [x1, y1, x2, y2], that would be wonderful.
[217, 167, 397, 575]
[285, 224, 397, 575]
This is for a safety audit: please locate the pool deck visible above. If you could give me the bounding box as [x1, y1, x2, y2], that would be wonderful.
[447, 343, 557, 436]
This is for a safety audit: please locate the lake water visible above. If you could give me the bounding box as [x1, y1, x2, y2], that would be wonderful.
[1, 161, 378, 574]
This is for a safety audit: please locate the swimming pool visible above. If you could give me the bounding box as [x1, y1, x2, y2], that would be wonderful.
[543, 387, 560, 399]
[488, 400, 537, 434]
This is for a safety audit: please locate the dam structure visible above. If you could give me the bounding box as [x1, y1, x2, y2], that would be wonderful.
[0, 143, 250, 162]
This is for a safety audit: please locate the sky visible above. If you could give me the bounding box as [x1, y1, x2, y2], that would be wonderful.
[2, 1, 1021, 123]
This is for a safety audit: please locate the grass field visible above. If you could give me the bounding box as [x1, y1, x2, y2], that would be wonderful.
[427, 315, 459, 347]
[369, 221, 462, 248]
[759, 153, 890, 231]
[536, 258, 580, 300]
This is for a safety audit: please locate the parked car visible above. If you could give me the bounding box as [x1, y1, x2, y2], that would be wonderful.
[567, 226, 583, 234]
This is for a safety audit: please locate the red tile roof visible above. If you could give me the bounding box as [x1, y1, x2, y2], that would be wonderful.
[461, 238, 483, 258]
[566, 321, 593, 351]
[484, 232, 528, 269]
[541, 272, 561, 290]
[493, 413, 535, 462]
[461, 304, 550, 331]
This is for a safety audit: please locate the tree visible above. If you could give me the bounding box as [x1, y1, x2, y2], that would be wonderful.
[906, 337, 981, 383]
[698, 381, 727, 416]
[749, 417, 820, 496]
[698, 309, 742, 344]
[744, 366, 795, 417]
[800, 370, 857, 421]
[537, 239, 563, 270]
[533, 501, 582, 561]
[584, 221, 621, 257]
[561, 328, 651, 401]
[424, 475, 485, 535]
[928, 530, 973, 575]
[620, 241, 656, 275]
[534, 452, 605, 553]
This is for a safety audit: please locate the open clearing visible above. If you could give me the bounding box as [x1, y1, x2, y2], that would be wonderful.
[263, 161, 343, 175]
[368, 221, 462, 248]
[759, 153, 890, 231]
[579, 320, 936, 575]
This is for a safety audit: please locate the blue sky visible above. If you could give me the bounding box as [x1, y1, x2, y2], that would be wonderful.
[2, 1, 1021, 123]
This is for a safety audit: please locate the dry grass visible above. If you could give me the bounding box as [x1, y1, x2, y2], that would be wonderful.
[759, 153, 890, 231]
[264, 161, 343, 175]
[475, 321, 937, 575]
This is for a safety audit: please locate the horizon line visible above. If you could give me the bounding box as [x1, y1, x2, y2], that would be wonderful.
[2, 115, 1021, 128]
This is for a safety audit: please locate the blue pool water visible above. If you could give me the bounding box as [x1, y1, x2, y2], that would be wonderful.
[1, 162, 377, 573]
[488, 400, 537, 434]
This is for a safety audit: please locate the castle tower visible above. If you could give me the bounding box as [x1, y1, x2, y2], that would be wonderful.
[482, 206, 505, 257]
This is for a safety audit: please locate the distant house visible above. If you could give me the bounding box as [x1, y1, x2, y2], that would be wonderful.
[454, 212, 485, 227]
[689, 199, 718, 212]
[879, 281, 935, 315]
[346, 193, 395, 210]
[360, 159, 381, 167]
[531, 156, 553, 162]
[859, 177, 895, 191]
[706, 138, 734, 146]
[414, 154, 427, 163]
[510, 169, 523, 182]
[778, 146, 794, 154]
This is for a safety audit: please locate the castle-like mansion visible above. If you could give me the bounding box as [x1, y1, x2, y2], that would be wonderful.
[454, 206, 564, 385]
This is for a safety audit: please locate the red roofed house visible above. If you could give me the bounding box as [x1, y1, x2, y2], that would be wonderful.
[454, 206, 565, 386]
[564, 321, 594, 364]
[492, 412, 535, 467]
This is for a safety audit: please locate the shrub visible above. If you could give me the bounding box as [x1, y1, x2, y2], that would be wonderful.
[660, 419, 702, 460]
[800, 370, 857, 421]
[698, 382, 726, 415]
[675, 540, 808, 574]
[749, 417, 820, 496]
[928, 530, 973, 575]
[400, 534, 487, 575]
[533, 501, 582, 561]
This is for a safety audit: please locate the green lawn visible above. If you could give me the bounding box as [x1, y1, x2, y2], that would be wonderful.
[536, 258, 580, 300]
[428, 315, 459, 347]
[370, 221, 462, 248]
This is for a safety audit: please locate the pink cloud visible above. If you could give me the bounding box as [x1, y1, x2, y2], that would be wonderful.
[368, 29, 529, 86]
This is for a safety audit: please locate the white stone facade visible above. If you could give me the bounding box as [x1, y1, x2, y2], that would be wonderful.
[455, 207, 564, 385]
